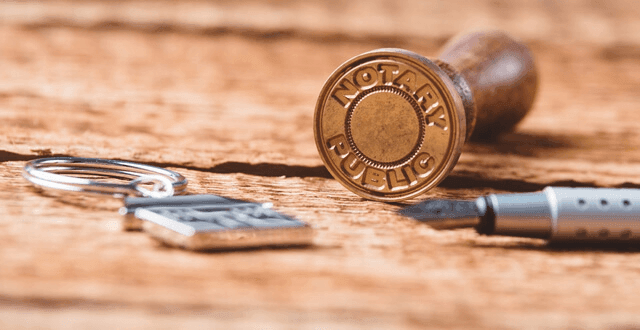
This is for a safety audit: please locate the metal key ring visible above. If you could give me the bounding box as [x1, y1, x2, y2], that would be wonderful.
[23, 157, 188, 198]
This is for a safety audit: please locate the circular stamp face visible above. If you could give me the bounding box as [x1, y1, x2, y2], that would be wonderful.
[314, 49, 465, 201]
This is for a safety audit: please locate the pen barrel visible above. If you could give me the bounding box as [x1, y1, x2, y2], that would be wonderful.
[488, 187, 640, 242]
[546, 187, 640, 242]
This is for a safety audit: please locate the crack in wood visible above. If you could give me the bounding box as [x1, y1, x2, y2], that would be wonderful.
[17, 19, 448, 48]
[5, 150, 640, 192]
[198, 161, 332, 179]
[0, 150, 70, 162]
[0, 293, 390, 321]
[443, 176, 588, 192]
[0, 294, 241, 315]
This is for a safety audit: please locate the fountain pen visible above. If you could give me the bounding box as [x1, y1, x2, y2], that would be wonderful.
[399, 187, 640, 242]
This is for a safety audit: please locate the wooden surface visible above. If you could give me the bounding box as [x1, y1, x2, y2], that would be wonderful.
[2, 1, 640, 329]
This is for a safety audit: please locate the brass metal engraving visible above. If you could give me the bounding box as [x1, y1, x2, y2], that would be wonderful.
[314, 49, 465, 201]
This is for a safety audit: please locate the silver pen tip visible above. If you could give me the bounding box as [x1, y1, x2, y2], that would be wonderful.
[398, 199, 481, 229]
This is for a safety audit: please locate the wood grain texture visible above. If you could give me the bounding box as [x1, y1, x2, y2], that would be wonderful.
[2, 1, 640, 329]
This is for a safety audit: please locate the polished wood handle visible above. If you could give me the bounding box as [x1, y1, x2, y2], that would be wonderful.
[436, 31, 538, 140]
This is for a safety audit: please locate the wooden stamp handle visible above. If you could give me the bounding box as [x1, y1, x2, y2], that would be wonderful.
[435, 31, 538, 140]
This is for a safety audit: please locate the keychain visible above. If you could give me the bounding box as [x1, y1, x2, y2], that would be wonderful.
[22, 157, 313, 251]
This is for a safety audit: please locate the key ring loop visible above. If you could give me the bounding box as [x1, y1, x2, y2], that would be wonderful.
[23, 157, 188, 198]
[128, 175, 175, 198]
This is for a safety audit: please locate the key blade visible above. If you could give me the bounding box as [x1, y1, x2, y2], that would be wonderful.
[398, 199, 481, 229]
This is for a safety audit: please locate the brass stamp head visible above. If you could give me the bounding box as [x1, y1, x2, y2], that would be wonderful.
[314, 49, 466, 202]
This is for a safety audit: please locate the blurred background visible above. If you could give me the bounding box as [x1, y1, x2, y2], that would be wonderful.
[2, 1, 640, 329]
[2, 0, 640, 167]
[2, 0, 640, 171]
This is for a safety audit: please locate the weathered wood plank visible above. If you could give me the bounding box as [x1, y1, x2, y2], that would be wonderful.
[1, 25, 640, 186]
[2, 1, 640, 329]
[2, 0, 640, 46]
